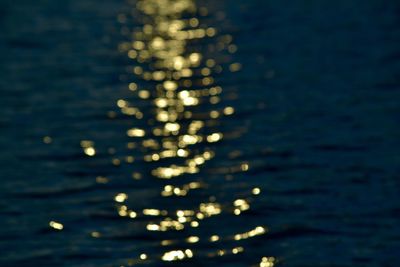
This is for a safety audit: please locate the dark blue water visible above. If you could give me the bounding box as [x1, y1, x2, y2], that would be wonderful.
[1, 1, 400, 266]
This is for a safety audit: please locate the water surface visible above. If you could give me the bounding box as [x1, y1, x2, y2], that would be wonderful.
[1, 0, 400, 266]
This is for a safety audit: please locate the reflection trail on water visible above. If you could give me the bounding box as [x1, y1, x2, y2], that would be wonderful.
[2, 0, 398, 266]
[83, 0, 273, 266]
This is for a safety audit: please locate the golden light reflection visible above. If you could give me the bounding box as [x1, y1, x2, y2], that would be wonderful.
[81, 0, 273, 265]
[127, 128, 146, 137]
[96, 176, 109, 184]
[80, 140, 96, 156]
[210, 235, 220, 242]
[232, 246, 244, 254]
[91, 231, 101, 238]
[49, 221, 63, 230]
[43, 136, 52, 144]
[162, 249, 193, 262]
[114, 193, 128, 203]
[233, 226, 267, 240]
[143, 209, 164, 216]
[260, 257, 276, 267]
[186, 235, 199, 243]
[252, 187, 261, 195]
[161, 182, 202, 197]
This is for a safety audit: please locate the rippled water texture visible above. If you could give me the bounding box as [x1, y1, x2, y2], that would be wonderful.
[1, 0, 400, 266]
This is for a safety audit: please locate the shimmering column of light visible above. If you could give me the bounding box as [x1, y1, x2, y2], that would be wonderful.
[111, 0, 274, 265]
[50, 0, 275, 265]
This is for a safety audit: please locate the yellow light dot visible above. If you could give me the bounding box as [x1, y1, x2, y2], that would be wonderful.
[186, 236, 199, 243]
[138, 90, 150, 99]
[96, 176, 109, 184]
[132, 172, 142, 180]
[185, 249, 193, 258]
[84, 147, 96, 156]
[165, 122, 180, 132]
[202, 77, 213, 85]
[228, 44, 238, 53]
[114, 193, 128, 203]
[133, 66, 143, 75]
[210, 110, 219, 118]
[133, 41, 145, 50]
[181, 68, 193, 77]
[161, 240, 173, 246]
[125, 156, 134, 163]
[223, 106, 235, 115]
[210, 96, 220, 104]
[128, 50, 137, 59]
[210, 235, 219, 242]
[206, 59, 215, 67]
[229, 63, 242, 72]
[189, 18, 199, 27]
[177, 149, 188, 157]
[163, 81, 178, 91]
[127, 128, 145, 137]
[91, 231, 100, 238]
[151, 37, 165, 50]
[201, 68, 211, 76]
[190, 221, 199, 227]
[207, 133, 223, 143]
[151, 153, 160, 161]
[117, 99, 127, 108]
[241, 163, 249, 171]
[152, 71, 165, 81]
[206, 27, 216, 37]
[143, 209, 162, 216]
[252, 187, 261, 195]
[232, 247, 244, 254]
[129, 83, 137, 91]
[43, 136, 52, 144]
[196, 213, 205, 220]
[49, 221, 63, 230]
[147, 224, 160, 231]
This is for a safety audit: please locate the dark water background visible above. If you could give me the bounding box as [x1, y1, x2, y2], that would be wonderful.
[1, 0, 400, 266]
